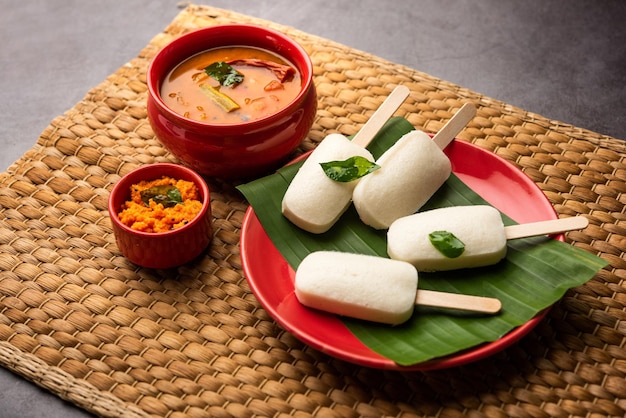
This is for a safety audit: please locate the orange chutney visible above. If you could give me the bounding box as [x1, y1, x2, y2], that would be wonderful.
[118, 176, 202, 233]
[161, 46, 301, 124]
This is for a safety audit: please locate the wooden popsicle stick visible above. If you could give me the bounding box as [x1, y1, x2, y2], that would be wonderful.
[504, 216, 589, 240]
[431, 103, 477, 150]
[351, 85, 411, 148]
[415, 289, 502, 314]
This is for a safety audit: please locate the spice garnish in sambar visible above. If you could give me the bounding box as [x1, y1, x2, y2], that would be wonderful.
[118, 176, 202, 233]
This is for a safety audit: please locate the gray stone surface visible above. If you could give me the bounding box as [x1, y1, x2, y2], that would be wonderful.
[0, 0, 625, 417]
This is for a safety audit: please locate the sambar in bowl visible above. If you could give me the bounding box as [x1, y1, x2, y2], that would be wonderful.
[147, 24, 317, 179]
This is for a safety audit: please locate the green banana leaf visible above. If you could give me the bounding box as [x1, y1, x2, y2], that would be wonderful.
[237, 117, 608, 366]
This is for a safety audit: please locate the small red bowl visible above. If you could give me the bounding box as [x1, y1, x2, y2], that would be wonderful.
[147, 24, 317, 178]
[108, 163, 212, 269]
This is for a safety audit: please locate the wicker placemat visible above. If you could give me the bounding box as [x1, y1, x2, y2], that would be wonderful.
[1, 4, 625, 417]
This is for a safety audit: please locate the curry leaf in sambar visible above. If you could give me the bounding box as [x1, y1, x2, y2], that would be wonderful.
[204, 61, 244, 87]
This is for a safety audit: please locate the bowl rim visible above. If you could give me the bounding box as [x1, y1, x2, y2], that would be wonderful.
[108, 163, 211, 237]
[146, 23, 314, 130]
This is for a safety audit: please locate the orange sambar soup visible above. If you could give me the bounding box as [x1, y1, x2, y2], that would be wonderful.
[161, 46, 301, 124]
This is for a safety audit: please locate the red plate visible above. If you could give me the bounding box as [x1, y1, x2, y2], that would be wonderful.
[240, 140, 558, 370]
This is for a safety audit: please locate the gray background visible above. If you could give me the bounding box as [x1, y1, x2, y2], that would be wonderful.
[1, 1, 625, 417]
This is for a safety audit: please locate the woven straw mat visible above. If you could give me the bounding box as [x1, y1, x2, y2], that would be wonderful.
[1, 4, 625, 418]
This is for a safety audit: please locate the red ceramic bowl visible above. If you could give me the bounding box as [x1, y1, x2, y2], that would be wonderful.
[108, 163, 212, 269]
[147, 24, 317, 179]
